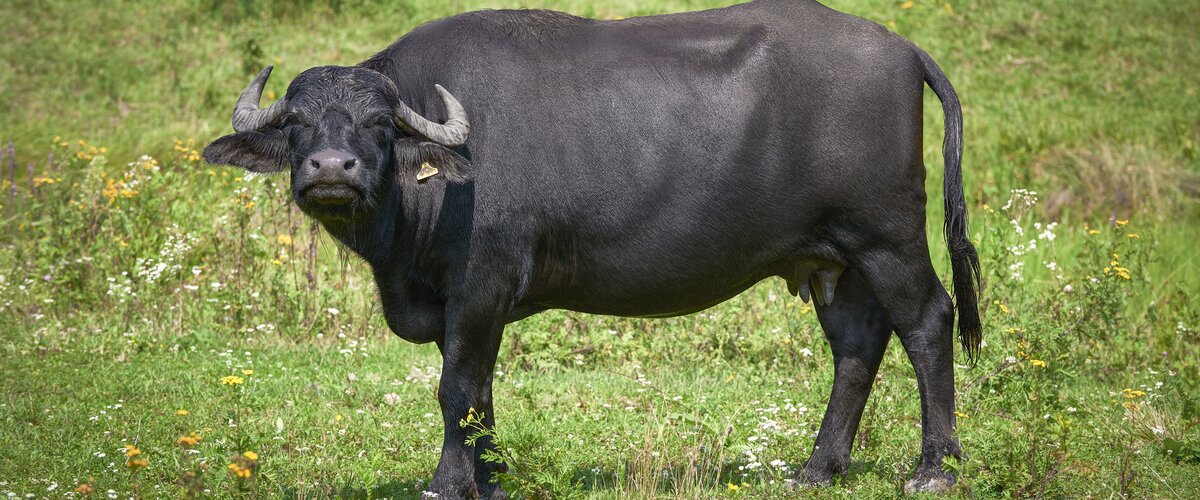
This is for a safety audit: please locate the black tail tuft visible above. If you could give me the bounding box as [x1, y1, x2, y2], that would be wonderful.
[916, 46, 984, 366]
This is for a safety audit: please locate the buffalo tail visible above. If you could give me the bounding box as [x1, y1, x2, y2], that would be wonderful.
[916, 46, 983, 366]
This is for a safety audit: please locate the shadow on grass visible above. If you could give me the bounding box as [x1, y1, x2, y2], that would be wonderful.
[310, 458, 897, 498]
[278, 479, 427, 499]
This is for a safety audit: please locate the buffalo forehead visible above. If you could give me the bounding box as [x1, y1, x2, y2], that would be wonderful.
[286, 66, 395, 118]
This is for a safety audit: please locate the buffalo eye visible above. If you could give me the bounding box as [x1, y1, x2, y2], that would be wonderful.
[363, 117, 393, 130]
[280, 115, 311, 130]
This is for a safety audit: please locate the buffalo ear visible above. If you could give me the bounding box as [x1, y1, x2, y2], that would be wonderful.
[202, 129, 290, 173]
[393, 137, 472, 185]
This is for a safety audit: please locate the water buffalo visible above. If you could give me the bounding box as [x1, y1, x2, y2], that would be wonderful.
[203, 0, 982, 496]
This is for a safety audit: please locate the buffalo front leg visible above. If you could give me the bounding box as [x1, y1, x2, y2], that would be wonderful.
[857, 250, 964, 494]
[800, 269, 892, 486]
[428, 305, 508, 499]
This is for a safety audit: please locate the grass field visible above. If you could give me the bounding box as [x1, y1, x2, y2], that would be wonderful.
[1, 0, 1198, 497]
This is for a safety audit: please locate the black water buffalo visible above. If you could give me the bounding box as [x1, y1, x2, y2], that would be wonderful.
[204, 0, 982, 496]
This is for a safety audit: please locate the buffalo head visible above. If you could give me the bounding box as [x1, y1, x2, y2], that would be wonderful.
[203, 65, 471, 222]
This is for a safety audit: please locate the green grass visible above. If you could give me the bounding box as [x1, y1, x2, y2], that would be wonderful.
[1, 0, 1198, 498]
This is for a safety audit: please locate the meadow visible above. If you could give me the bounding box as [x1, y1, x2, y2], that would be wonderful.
[1, 0, 1198, 497]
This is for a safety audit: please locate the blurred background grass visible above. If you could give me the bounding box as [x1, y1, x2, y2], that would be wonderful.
[3, 0, 1196, 279]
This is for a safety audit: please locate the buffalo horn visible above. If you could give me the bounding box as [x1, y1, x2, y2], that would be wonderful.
[232, 66, 287, 132]
[395, 84, 470, 148]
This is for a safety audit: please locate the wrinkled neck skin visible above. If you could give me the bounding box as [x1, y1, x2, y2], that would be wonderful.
[315, 175, 469, 303]
[324, 175, 472, 345]
[315, 184, 400, 268]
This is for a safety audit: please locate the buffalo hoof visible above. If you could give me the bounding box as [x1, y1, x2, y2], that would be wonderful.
[479, 483, 508, 500]
[903, 468, 956, 495]
[792, 457, 848, 489]
[423, 480, 477, 499]
[792, 469, 832, 489]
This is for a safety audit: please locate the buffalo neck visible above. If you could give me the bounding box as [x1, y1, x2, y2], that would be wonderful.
[317, 179, 462, 288]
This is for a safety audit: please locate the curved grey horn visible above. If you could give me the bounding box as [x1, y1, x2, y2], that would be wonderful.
[232, 66, 287, 132]
[394, 84, 470, 147]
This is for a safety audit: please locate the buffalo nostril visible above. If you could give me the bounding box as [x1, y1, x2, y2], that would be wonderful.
[343, 158, 357, 170]
[310, 158, 321, 169]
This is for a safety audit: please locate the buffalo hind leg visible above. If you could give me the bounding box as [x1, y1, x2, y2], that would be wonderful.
[800, 269, 892, 485]
[857, 248, 963, 494]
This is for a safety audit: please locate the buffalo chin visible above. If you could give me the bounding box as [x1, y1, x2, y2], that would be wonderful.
[305, 185, 358, 205]
[298, 184, 364, 220]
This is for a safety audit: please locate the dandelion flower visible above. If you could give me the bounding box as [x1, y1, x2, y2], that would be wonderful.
[176, 409, 189, 416]
[277, 234, 293, 246]
[242, 369, 254, 376]
[1029, 359, 1047, 368]
[727, 483, 739, 492]
[900, 1, 914, 8]
[220, 375, 245, 386]
[242, 451, 259, 461]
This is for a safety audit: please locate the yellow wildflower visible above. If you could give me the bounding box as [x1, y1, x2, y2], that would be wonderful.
[125, 445, 149, 469]
[1115, 219, 1129, 227]
[1030, 359, 1047, 368]
[1122, 388, 1146, 399]
[176, 409, 189, 416]
[242, 369, 254, 376]
[220, 375, 245, 386]
[955, 411, 969, 418]
[900, 1, 914, 8]
[242, 451, 259, 461]
[228, 462, 253, 479]
[277, 234, 293, 246]
[177, 432, 203, 447]
[727, 483, 739, 492]
[1087, 229, 1099, 235]
[1126, 233, 1140, 239]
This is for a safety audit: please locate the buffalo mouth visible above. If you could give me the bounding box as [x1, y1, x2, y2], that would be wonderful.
[301, 183, 359, 205]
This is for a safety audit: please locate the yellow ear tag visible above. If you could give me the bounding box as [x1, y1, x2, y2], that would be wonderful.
[416, 162, 439, 181]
